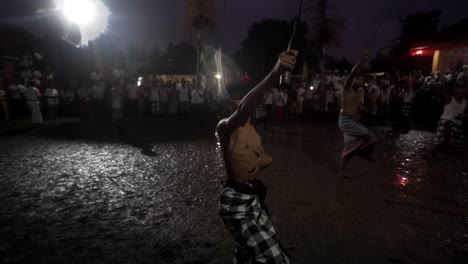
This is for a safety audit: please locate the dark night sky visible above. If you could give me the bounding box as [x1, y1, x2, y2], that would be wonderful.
[1, 0, 468, 61]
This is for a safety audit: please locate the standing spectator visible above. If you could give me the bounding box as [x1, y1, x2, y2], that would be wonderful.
[159, 83, 169, 116]
[191, 85, 205, 117]
[62, 87, 76, 117]
[178, 80, 190, 116]
[304, 84, 314, 117]
[366, 88, 378, 125]
[264, 89, 273, 120]
[150, 80, 160, 118]
[335, 78, 344, 112]
[112, 64, 126, 86]
[32, 68, 42, 90]
[312, 74, 321, 91]
[400, 88, 415, 127]
[0, 85, 8, 122]
[296, 83, 306, 117]
[24, 82, 43, 126]
[445, 69, 453, 82]
[8, 82, 25, 118]
[91, 67, 105, 117]
[126, 77, 139, 117]
[380, 86, 391, 119]
[137, 80, 149, 117]
[457, 65, 468, 87]
[77, 83, 92, 120]
[288, 85, 297, 118]
[168, 82, 179, 115]
[44, 86, 60, 120]
[325, 85, 335, 114]
[429, 87, 467, 160]
[110, 81, 123, 121]
[275, 88, 287, 119]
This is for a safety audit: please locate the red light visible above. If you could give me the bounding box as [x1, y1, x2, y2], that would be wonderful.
[411, 49, 425, 56]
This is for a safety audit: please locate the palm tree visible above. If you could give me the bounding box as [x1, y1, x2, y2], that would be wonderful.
[185, 0, 217, 84]
[305, 0, 345, 108]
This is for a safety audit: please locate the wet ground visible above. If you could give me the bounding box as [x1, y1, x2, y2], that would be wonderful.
[0, 118, 467, 263]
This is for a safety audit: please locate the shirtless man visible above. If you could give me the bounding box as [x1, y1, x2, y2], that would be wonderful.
[338, 49, 377, 177]
[217, 50, 297, 263]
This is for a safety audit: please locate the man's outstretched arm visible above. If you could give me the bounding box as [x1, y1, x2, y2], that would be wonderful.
[223, 50, 298, 133]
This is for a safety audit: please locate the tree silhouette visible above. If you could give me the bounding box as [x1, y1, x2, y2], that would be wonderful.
[185, 0, 217, 83]
[305, 0, 345, 104]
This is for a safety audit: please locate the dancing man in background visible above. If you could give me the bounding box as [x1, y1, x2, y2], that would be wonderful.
[338, 49, 377, 178]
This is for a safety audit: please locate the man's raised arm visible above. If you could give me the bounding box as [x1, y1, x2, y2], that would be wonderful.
[224, 50, 298, 133]
[344, 49, 369, 91]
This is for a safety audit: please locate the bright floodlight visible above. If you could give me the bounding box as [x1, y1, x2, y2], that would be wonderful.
[63, 0, 96, 25]
[215, 74, 222, 79]
[310, 86, 314, 90]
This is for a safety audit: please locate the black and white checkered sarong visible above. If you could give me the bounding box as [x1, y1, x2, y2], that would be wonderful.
[112, 108, 122, 121]
[151, 101, 160, 116]
[402, 103, 412, 118]
[219, 181, 290, 264]
[255, 105, 266, 119]
[434, 119, 464, 147]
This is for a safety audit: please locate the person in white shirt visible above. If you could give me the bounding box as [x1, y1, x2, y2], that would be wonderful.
[275, 88, 287, 119]
[335, 79, 344, 112]
[332, 69, 340, 88]
[457, 65, 468, 87]
[177, 80, 190, 116]
[380, 86, 391, 119]
[138, 80, 149, 117]
[90, 68, 105, 100]
[112, 64, 126, 86]
[159, 82, 169, 116]
[191, 86, 205, 117]
[325, 84, 335, 113]
[24, 82, 43, 125]
[32, 69, 42, 89]
[110, 80, 123, 121]
[430, 87, 467, 160]
[312, 74, 321, 91]
[44, 86, 60, 120]
[78, 84, 92, 120]
[296, 84, 306, 116]
[400, 88, 414, 119]
[126, 78, 139, 116]
[62, 87, 76, 117]
[112, 67, 121, 80]
[91, 74, 105, 117]
[264, 89, 273, 119]
[445, 69, 453, 82]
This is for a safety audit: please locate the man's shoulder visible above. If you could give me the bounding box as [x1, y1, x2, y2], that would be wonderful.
[216, 118, 231, 140]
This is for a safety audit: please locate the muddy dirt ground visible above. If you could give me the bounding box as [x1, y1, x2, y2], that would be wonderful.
[0, 119, 467, 263]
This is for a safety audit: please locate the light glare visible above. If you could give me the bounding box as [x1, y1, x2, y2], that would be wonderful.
[63, 0, 96, 25]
